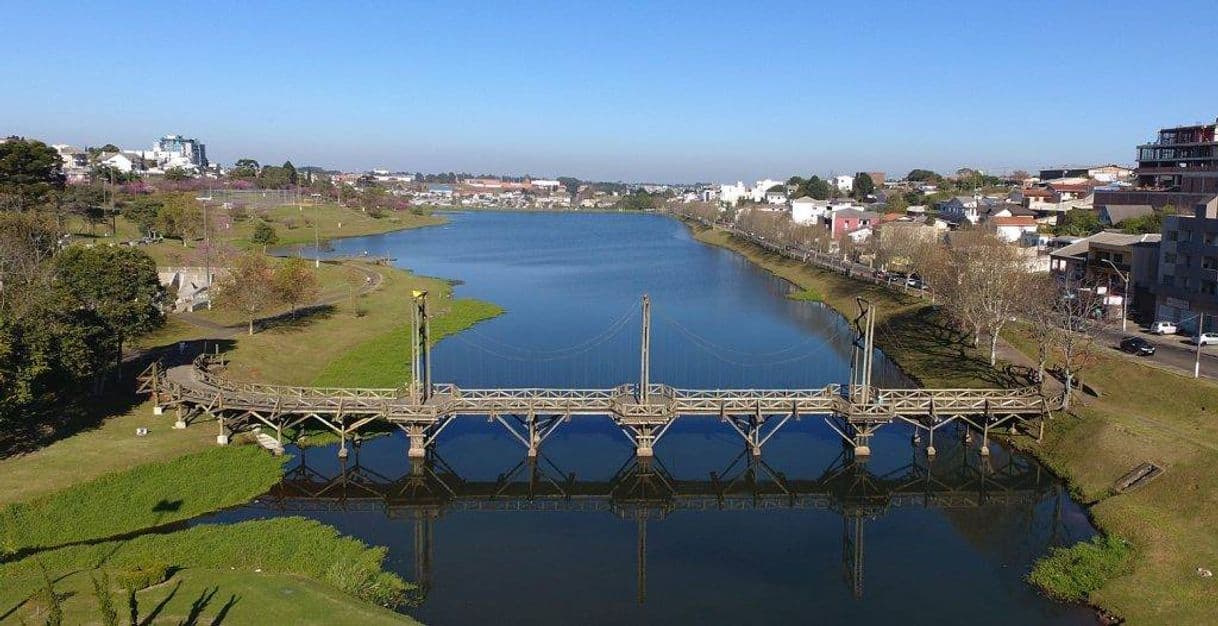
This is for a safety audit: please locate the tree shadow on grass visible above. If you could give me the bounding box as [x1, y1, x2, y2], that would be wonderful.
[140, 580, 182, 626]
[0, 339, 237, 459]
[256, 303, 336, 334]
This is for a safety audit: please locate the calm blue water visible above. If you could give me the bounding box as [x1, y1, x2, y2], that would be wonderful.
[210, 212, 1095, 625]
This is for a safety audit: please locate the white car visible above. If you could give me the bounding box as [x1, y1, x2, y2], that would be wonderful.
[1190, 332, 1218, 346]
[1150, 321, 1178, 335]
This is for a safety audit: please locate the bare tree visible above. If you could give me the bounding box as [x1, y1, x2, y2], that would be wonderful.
[1052, 281, 1104, 410]
[1021, 273, 1059, 387]
[213, 252, 278, 335]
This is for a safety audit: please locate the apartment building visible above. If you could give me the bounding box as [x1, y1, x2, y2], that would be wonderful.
[1153, 195, 1218, 332]
[1096, 118, 1218, 209]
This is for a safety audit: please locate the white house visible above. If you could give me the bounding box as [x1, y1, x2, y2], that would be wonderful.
[719, 181, 748, 205]
[991, 216, 1039, 243]
[764, 186, 788, 204]
[833, 175, 854, 193]
[791, 196, 829, 224]
[98, 152, 142, 174]
[749, 179, 785, 203]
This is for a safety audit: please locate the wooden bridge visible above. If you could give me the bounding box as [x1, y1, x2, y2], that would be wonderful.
[138, 293, 1056, 460]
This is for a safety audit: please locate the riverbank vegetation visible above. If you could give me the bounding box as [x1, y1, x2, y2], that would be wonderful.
[0, 446, 283, 558]
[1028, 535, 1135, 603]
[315, 298, 503, 387]
[683, 218, 1218, 624]
[0, 518, 419, 625]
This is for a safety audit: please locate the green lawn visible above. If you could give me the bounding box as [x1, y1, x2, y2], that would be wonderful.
[314, 298, 503, 387]
[0, 518, 418, 625]
[1, 446, 283, 557]
[690, 221, 1218, 624]
[69, 203, 443, 266]
[7, 569, 419, 626]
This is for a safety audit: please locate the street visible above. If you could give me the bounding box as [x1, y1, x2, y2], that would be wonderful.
[1094, 322, 1218, 380]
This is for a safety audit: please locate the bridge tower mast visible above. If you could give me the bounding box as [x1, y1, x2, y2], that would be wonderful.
[848, 298, 876, 404]
[411, 290, 433, 403]
[638, 294, 651, 403]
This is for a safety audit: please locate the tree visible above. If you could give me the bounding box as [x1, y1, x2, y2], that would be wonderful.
[906, 169, 941, 183]
[52, 246, 165, 374]
[155, 193, 204, 244]
[852, 172, 875, 200]
[121, 197, 163, 235]
[258, 165, 292, 189]
[229, 159, 260, 180]
[883, 192, 908, 214]
[272, 258, 321, 316]
[1022, 274, 1059, 387]
[90, 570, 120, 626]
[163, 167, 192, 182]
[1052, 283, 1104, 410]
[0, 138, 65, 210]
[282, 160, 298, 186]
[213, 252, 278, 335]
[250, 220, 279, 251]
[617, 189, 657, 211]
[804, 175, 831, 200]
[557, 176, 581, 196]
[1054, 209, 1103, 237]
[1120, 211, 1163, 235]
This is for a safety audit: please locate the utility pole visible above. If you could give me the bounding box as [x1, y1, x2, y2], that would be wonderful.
[314, 201, 321, 268]
[1102, 259, 1130, 332]
[1197, 312, 1206, 379]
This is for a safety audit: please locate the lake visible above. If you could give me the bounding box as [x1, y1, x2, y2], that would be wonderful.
[211, 211, 1096, 625]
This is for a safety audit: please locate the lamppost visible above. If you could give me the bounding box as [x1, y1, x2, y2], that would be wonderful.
[1101, 259, 1130, 332]
[195, 195, 212, 309]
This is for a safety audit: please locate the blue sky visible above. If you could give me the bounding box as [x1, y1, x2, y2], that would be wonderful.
[2, 1, 1217, 182]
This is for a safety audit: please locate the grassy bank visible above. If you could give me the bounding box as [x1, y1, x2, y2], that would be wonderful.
[69, 204, 444, 266]
[1, 446, 283, 558]
[686, 219, 1218, 624]
[219, 263, 498, 386]
[315, 298, 503, 387]
[0, 518, 419, 625]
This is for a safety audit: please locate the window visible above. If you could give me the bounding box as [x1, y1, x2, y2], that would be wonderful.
[1167, 231, 1179, 242]
[1207, 233, 1218, 246]
[1204, 281, 1217, 296]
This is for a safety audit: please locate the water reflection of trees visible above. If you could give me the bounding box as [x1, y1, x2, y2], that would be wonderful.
[257, 440, 1069, 603]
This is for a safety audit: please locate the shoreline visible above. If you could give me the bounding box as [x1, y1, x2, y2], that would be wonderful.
[673, 216, 1118, 618]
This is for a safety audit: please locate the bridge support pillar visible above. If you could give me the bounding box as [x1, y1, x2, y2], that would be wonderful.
[408, 435, 427, 459]
[216, 415, 228, 445]
[153, 405, 164, 416]
[925, 427, 936, 457]
[979, 421, 991, 456]
[173, 406, 187, 430]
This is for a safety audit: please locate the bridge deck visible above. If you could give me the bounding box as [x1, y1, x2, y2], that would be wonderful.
[145, 355, 1053, 459]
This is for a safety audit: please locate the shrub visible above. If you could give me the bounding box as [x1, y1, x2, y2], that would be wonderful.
[1028, 535, 1134, 602]
[114, 562, 172, 591]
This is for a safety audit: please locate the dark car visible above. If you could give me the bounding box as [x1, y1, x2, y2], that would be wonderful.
[1119, 336, 1156, 356]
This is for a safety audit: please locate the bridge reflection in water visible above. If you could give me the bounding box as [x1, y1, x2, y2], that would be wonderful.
[254, 441, 1064, 604]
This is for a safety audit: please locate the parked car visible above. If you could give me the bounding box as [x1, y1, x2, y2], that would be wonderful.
[1119, 336, 1156, 356]
[1150, 321, 1178, 335]
[1190, 332, 1218, 346]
